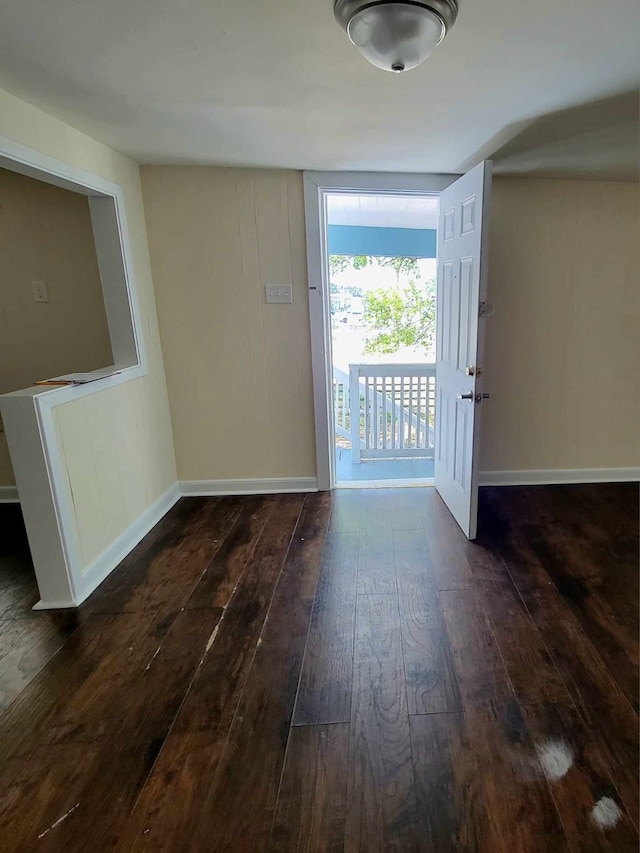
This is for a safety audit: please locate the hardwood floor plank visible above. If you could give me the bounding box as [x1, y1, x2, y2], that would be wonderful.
[270, 723, 349, 853]
[190, 494, 329, 852]
[492, 530, 639, 827]
[42, 608, 222, 745]
[115, 497, 308, 851]
[328, 489, 363, 533]
[521, 700, 639, 852]
[185, 494, 277, 609]
[89, 497, 244, 614]
[394, 530, 461, 715]
[0, 614, 79, 711]
[346, 593, 421, 852]
[357, 528, 396, 595]
[0, 741, 165, 853]
[423, 491, 474, 590]
[293, 531, 358, 726]
[462, 700, 569, 853]
[439, 589, 514, 709]
[473, 572, 569, 705]
[0, 485, 636, 853]
[441, 589, 568, 852]
[480, 485, 639, 710]
[524, 509, 638, 710]
[410, 712, 491, 852]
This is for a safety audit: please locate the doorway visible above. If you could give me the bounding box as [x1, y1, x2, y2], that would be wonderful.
[304, 164, 493, 539]
[326, 192, 439, 488]
[304, 171, 454, 492]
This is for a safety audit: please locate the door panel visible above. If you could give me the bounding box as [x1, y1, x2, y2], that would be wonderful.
[434, 161, 492, 539]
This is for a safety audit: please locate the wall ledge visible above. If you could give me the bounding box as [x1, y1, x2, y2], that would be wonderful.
[479, 468, 640, 486]
[180, 477, 318, 496]
[0, 486, 19, 503]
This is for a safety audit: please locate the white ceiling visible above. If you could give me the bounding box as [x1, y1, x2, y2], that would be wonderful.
[0, 0, 638, 177]
[327, 194, 439, 229]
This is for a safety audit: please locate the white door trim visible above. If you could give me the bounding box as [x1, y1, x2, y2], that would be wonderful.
[303, 171, 458, 490]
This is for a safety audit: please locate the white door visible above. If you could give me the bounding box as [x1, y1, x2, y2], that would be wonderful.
[434, 161, 492, 539]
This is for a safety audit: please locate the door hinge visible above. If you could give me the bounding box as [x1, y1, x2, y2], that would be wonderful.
[479, 301, 494, 318]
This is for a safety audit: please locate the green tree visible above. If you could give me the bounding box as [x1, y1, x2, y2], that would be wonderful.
[376, 256, 420, 284]
[328, 254, 420, 283]
[329, 254, 368, 276]
[364, 279, 436, 355]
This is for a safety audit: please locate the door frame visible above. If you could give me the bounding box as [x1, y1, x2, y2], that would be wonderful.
[303, 171, 458, 490]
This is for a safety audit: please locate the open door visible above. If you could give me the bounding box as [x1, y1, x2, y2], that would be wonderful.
[434, 161, 492, 539]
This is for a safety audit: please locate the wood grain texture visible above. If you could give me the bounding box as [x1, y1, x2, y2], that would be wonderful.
[119, 494, 308, 851]
[357, 529, 396, 595]
[478, 487, 640, 828]
[461, 700, 569, 853]
[521, 700, 638, 853]
[473, 572, 569, 705]
[394, 529, 461, 714]
[0, 486, 637, 853]
[0, 615, 78, 711]
[422, 490, 474, 590]
[89, 496, 244, 614]
[439, 588, 514, 709]
[190, 492, 331, 853]
[410, 712, 491, 852]
[293, 532, 358, 726]
[185, 494, 277, 609]
[346, 593, 420, 852]
[271, 723, 349, 853]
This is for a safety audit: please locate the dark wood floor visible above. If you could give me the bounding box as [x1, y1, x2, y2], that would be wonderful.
[0, 484, 637, 852]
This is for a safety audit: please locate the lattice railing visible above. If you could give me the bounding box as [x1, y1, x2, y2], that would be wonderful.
[348, 364, 436, 462]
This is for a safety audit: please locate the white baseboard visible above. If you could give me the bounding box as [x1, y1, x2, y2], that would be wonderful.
[0, 486, 19, 503]
[179, 477, 318, 497]
[34, 483, 181, 610]
[479, 468, 640, 486]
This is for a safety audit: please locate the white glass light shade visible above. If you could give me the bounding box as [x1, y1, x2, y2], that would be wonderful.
[347, 3, 446, 73]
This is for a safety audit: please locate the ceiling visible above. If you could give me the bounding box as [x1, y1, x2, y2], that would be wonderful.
[327, 194, 439, 229]
[0, 0, 638, 177]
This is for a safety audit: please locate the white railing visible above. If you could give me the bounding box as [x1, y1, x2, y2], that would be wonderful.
[333, 366, 351, 442]
[346, 363, 436, 463]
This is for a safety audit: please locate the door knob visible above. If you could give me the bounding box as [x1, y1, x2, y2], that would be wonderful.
[457, 392, 474, 400]
[466, 366, 482, 376]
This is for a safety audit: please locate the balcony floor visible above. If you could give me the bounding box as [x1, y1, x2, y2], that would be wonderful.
[335, 447, 434, 485]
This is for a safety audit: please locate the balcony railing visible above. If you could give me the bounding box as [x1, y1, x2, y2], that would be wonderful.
[333, 363, 436, 463]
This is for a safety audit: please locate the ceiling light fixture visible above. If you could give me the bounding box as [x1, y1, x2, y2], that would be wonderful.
[334, 0, 458, 73]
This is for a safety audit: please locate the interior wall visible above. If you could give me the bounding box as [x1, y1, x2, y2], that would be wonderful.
[141, 166, 316, 483]
[0, 87, 177, 562]
[482, 176, 640, 472]
[0, 169, 114, 486]
[143, 167, 638, 485]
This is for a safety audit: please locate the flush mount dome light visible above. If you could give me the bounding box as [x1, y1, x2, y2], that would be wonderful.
[334, 0, 458, 73]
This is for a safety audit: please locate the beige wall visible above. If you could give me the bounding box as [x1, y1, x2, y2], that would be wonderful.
[143, 167, 638, 483]
[0, 168, 114, 393]
[141, 167, 316, 482]
[0, 86, 176, 564]
[482, 177, 640, 472]
[0, 169, 114, 485]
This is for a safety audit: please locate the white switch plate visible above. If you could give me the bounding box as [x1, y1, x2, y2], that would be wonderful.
[265, 284, 292, 304]
[31, 281, 49, 303]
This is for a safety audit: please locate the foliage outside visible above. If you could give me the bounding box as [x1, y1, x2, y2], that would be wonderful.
[330, 254, 436, 356]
